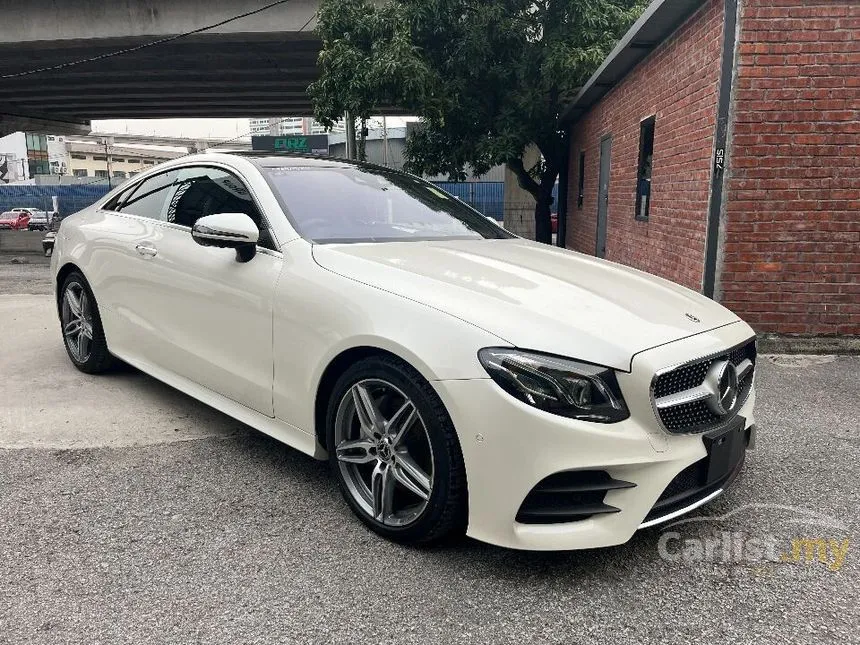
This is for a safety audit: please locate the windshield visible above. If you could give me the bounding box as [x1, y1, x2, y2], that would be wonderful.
[261, 165, 511, 243]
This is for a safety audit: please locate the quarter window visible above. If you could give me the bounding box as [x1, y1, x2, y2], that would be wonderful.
[115, 170, 179, 220]
[636, 115, 655, 221]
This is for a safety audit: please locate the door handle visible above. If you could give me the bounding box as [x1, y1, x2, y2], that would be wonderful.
[135, 243, 158, 257]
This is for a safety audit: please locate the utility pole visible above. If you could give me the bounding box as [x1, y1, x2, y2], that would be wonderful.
[345, 111, 356, 160]
[382, 116, 388, 167]
[102, 137, 114, 188]
[358, 117, 367, 162]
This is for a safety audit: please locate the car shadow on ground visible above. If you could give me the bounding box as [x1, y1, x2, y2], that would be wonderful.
[225, 418, 679, 578]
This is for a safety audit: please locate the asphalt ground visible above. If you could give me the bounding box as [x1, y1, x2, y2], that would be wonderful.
[1, 260, 858, 644]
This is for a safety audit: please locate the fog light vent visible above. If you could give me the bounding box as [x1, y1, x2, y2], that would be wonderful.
[515, 470, 635, 524]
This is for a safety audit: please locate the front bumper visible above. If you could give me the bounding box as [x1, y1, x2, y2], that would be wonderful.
[432, 321, 757, 551]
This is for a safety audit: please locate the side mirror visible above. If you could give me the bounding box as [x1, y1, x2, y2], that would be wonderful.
[192, 212, 259, 263]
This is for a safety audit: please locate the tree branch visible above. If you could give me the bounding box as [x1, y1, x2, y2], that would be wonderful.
[508, 157, 540, 199]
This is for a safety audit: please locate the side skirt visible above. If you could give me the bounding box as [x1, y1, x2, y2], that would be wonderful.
[111, 349, 326, 460]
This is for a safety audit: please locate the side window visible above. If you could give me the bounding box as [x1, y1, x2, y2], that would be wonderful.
[116, 170, 179, 221]
[168, 166, 276, 250]
[103, 182, 138, 212]
[635, 115, 655, 221]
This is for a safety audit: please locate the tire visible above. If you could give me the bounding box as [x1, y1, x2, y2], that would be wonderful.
[59, 271, 115, 374]
[326, 355, 468, 545]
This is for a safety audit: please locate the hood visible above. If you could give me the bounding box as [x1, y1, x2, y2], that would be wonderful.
[312, 238, 740, 371]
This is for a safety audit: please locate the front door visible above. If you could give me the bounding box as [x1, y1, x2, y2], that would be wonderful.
[108, 164, 281, 416]
[596, 135, 612, 258]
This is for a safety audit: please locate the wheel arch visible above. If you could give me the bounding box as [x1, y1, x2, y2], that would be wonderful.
[55, 262, 86, 315]
[313, 345, 433, 452]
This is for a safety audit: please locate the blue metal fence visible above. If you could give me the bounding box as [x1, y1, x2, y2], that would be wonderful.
[0, 184, 111, 217]
[1, 180, 550, 222]
[431, 181, 504, 220]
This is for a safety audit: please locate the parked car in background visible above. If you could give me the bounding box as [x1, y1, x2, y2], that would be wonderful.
[13, 207, 53, 230]
[0, 209, 31, 230]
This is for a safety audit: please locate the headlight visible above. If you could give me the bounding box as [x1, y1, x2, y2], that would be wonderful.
[477, 348, 629, 423]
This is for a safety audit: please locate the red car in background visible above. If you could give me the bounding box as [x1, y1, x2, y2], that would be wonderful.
[0, 210, 31, 230]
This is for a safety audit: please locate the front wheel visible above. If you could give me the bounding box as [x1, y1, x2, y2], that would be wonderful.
[59, 272, 114, 373]
[326, 355, 467, 545]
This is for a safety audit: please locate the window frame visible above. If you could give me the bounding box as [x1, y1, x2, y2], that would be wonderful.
[635, 115, 656, 222]
[100, 162, 281, 253]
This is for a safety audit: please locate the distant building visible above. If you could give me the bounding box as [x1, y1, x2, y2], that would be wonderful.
[0, 131, 185, 184]
[328, 126, 505, 182]
[0, 132, 51, 183]
[64, 141, 183, 181]
[249, 117, 345, 136]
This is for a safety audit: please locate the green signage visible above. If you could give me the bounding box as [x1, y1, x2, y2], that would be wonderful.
[251, 135, 329, 155]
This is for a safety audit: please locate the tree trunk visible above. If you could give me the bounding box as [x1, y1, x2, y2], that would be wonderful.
[534, 195, 553, 244]
[533, 167, 558, 245]
[508, 154, 559, 245]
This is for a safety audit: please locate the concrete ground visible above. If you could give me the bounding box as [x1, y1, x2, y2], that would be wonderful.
[1, 262, 858, 644]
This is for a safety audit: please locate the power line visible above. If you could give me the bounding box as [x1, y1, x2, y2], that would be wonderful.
[50, 116, 294, 188]
[1, 0, 296, 80]
[206, 116, 296, 149]
[297, 10, 319, 33]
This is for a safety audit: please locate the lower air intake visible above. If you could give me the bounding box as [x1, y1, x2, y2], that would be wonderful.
[516, 470, 635, 524]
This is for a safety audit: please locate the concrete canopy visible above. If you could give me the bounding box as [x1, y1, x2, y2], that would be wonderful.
[0, 0, 398, 136]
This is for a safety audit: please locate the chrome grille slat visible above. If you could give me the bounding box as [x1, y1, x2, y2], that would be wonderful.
[651, 339, 757, 434]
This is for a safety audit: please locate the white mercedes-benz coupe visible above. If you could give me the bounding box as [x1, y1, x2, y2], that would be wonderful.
[51, 152, 757, 550]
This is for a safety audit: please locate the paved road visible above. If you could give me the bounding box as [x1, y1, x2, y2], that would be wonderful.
[1, 265, 858, 644]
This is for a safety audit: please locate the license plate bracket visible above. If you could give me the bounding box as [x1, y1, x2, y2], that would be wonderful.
[702, 416, 746, 486]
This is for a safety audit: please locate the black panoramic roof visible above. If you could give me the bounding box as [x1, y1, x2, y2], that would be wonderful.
[230, 151, 364, 169]
[233, 152, 420, 178]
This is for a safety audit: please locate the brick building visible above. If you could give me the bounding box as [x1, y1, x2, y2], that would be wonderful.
[559, 0, 858, 339]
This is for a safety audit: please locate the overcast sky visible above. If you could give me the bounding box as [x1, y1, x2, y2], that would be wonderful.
[91, 117, 416, 140]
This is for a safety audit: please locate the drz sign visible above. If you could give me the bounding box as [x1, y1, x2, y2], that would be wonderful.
[251, 135, 329, 156]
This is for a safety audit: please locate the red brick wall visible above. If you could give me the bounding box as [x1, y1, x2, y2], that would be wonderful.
[720, 0, 859, 336]
[566, 0, 725, 291]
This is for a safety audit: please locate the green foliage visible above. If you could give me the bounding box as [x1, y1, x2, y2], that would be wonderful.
[310, 0, 646, 241]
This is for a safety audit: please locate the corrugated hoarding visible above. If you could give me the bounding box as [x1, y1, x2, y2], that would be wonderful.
[0, 184, 111, 216]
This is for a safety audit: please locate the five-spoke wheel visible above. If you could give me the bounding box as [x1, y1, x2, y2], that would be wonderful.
[326, 356, 467, 545]
[334, 379, 434, 527]
[61, 281, 94, 364]
[59, 271, 114, 373]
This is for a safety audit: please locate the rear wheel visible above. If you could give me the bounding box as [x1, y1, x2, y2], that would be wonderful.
[326, 355, 467, 545]
[59, 272, 114, 373]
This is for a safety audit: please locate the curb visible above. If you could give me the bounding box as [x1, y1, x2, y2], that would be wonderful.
[757, 333, 860, 356]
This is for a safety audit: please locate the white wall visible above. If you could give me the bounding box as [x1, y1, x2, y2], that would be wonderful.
[0, 132, 28, 183]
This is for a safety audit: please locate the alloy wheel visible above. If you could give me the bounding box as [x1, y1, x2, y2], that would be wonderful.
[334, 379, 435, 527]
[61, 282, 93, 363]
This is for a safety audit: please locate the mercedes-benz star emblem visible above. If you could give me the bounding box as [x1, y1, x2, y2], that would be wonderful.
[704, 359, 739, 417]
[685, 312, 701, 323]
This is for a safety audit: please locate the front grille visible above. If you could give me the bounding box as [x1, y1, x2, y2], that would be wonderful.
[516, 470, 635, 524]
[652, 338, 756, 434]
